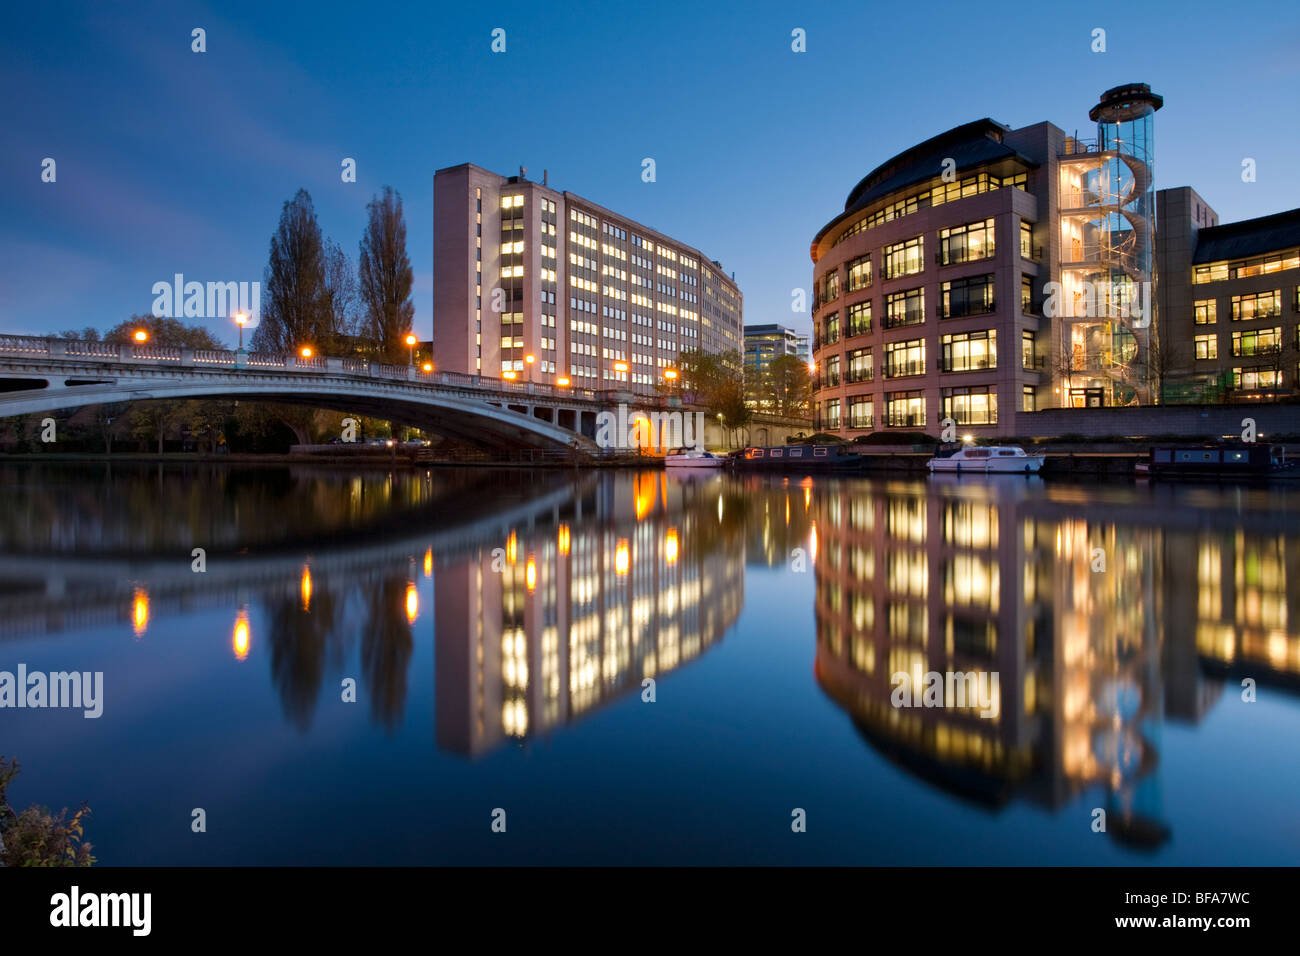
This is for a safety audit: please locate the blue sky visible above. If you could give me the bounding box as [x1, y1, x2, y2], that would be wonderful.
[2, 0, 1298, 345]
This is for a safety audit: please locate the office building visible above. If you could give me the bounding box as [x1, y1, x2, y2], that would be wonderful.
[434, 164, 743, 394]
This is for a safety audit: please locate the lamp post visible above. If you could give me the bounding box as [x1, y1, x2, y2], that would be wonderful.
[406, 334, 417, 367]
[234, 312, 247, 350]
[525, 353, 535, 383]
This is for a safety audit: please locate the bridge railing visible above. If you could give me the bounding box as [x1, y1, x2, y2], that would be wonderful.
[0, 335, 644, 405]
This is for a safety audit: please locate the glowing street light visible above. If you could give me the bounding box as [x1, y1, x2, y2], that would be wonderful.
[525, 352, 535, 383]
[614, 361, 629, 377]
[503, 370, 518, 380]
[663, 368, 678, 381]
[133, 329, 149, 343]
[405, 333, 417, 366]
[422, 361, 433, 373]
[234, 311, 247, 350]
[556, 376, 570, 387]
[300, 346, 313, 359]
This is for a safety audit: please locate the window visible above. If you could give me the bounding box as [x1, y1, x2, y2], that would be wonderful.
[1021, 331, 1036, 369]
[849, 396, 873, 429]
[824, 398, 841, 429]
[942, 386, 998, 425]
[825, 354, 841, 387]
[1195, 334, 1218, 360]
[1020, 221, 1033, 259]
[847, 300, 872, 337]
[846, 255, 872, 292]
[823, 312, 840, 344]
[1195, 250, 1300, 283]
[1231, 291, 1282, 321]
[885, 288, 925, 329]
[1231, 327, 1281, 356]
[886, 391, 926, 427]
[1022, 386, 1036, 412]
[1021, 275, 1033, 313]
[941, 274, 995, 319]
[939, 219, 995, 265]
[1194, 299, 1217, 325]
[941, 330, 996, 371]
[818, 269, 840, 307]
[847, 347, 873, 383]
[884, 338, 925, 378]
[1233, 367, 1283, 389]
[884, 236, 925, 279]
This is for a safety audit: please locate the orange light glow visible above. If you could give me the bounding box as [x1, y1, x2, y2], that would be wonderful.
[423, 548, 433, 577]
[525, 353, 535, 364]
[810, 523, 818, 562]
[506, 530, 518, 565]
[556, 376, 570, 387]
[405, 334, 417, 346]
[131, 588, 149, 637]
[614, 361, 629, 373]
[665, 528, 679, 564]
[234, 312, 247, 326]
[300, 346, 313, 358]
[422, 362, 433, 372]
[615, 539, 630, 575]
[405, 583, 419, 623]
[300, 565, 312, 611]
[133, 329, 148, 343]
[503, 370, 517, 380]
[557, 524, 570, 555]
[232, 610, 251, 661]
[663, 368, 678, 380]
[526, 557, 537, 592]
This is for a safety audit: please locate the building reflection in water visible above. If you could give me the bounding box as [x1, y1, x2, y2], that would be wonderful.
[436, 471, 745, 756]
[812, 476, 1300, 849]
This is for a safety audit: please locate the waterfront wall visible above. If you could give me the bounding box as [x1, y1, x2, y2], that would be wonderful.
[1016, 404, 1300, 439]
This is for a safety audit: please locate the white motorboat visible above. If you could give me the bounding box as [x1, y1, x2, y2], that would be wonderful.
[664, 447, 725, 468]
[928, 445, 1045, 474]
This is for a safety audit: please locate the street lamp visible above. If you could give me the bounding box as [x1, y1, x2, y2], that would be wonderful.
[133, 329, 148, 343]
[406, 334, 417, 366]
[422, 362, 433, 373]
[503, 370, 518, 380]
[300, 346, 313, 359]
[556, 376, 570, 387]
[663, 368, 678, 382]
[234, 312, 247, 350]
[525, 353, 535, 383]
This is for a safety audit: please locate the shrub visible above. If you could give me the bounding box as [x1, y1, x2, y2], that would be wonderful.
[0, 757, 94, 867]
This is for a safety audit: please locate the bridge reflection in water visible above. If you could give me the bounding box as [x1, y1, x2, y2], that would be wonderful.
[0, 464, 745, 746]
[811, 476, 1300, 849]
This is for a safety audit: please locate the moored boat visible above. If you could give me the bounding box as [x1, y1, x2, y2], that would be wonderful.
[927, 445, 1044, 474]
[1137, 442, 1295, 480]
[731, 444, 861, 471]
[664, 447, 725, 468]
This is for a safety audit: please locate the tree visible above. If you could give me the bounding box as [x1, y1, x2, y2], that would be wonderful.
[253, 189, 331, 354]
[358, 186, 415, 365]
[764, 353, 812, 418]
[321, 238, 360, 350]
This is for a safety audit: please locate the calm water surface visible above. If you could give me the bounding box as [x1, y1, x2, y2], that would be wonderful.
[2, 462, 1298, 865]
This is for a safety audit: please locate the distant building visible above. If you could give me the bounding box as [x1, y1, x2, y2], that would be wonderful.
[794, 333, 811, 366]
[744, 323, 800, 401]
[433, 164, 742, 394]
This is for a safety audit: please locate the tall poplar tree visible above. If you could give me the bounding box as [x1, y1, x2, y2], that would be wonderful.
[358, 186, 415, 364]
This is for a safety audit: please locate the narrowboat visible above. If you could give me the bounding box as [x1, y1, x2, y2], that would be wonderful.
[730, 444, 861, 472]
[1135, 442, 1295, 479]
[664, 447, 726, 468]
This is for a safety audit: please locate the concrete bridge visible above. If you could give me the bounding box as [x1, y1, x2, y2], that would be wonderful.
[0, 335, 669, 453]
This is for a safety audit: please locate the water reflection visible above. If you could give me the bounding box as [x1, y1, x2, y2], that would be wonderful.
[2, 461, 1298, 862]
[811, 475, 1300, 848]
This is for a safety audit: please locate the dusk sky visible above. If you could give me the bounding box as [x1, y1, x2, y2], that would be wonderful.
[4, 0, 1298, 346]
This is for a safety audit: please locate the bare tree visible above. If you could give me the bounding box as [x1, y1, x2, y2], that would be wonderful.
[359, 186, 414, 365]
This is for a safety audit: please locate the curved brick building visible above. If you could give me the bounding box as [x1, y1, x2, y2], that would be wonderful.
[809, 118, 1049, 438]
